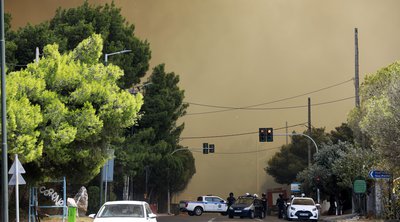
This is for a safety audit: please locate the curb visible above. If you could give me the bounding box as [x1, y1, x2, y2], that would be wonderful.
[320, 213, 359, 222]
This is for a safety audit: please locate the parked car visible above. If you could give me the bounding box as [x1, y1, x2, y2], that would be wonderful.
[179, 195, 228, 216]
[286, 197, 319, 221]
[228, 195, 264, 219]
[89, 200, 157, 222]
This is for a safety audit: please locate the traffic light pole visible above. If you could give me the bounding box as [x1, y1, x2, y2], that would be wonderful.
[274, 133, 320, 203]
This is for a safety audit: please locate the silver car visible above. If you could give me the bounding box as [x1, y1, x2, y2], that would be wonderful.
[89, 200, 157, 222]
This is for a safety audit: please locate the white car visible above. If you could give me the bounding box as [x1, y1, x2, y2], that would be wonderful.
[89, 200, 157, 222]
[286, 197, 319, 221]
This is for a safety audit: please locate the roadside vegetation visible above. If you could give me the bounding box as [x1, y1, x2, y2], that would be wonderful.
[5, 1, 195, 219]
[266, 62, 400, 219]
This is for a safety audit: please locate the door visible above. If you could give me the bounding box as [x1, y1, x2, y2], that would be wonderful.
[204, 197, 215, 211]
[212, 197, 228, 212]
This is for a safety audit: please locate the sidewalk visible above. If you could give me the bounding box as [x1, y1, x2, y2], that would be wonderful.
[320, 213, 359, 222]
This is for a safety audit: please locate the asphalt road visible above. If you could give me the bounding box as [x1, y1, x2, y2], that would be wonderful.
[158, 214, 285, 222]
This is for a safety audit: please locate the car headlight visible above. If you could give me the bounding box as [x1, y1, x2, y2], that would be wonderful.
[290, 207, 295, 210]
[312, 207, 317, 211]
[229, 206, 233, 210]
[244, 206, 251, 210]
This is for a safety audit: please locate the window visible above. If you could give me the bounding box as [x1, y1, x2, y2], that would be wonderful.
[98, 204, 144, 218]
[292, 199, 315, 206]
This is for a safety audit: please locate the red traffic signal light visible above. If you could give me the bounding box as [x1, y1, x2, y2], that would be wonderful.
[266, 128, 273, 142]
[259, 128, 267, 142]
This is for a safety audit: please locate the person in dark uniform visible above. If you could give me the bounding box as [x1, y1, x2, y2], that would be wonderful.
[227, 192, 236, 208]
[276, 194, 285, 219]
[261, 193, 268, 216]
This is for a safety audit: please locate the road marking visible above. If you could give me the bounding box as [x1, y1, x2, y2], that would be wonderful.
[255, 219, 263, 221]
[208, 218, 216, 222]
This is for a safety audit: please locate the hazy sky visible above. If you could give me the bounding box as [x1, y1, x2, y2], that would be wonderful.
[6, 0, 400, 202]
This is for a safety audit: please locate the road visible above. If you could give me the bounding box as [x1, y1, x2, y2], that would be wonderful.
[158, 214, 285, 222]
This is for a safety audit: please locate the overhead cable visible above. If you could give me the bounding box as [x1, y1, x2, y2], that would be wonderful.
[180, 122, 307, 140]
[186, 78, 354, 115]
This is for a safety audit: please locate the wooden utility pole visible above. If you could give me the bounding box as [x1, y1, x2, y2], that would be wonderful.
[286, 121, 289, 145]
[308, 97, 311, 167]
[355, 28, 360, 107]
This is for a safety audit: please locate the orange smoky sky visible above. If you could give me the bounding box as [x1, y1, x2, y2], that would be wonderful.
[5, 0, 400, 202]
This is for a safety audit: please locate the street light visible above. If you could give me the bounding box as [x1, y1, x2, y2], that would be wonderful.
[99, 49, 131, 207]
[104, 49, 132, 65]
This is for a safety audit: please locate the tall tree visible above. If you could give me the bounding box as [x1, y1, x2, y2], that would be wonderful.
[348, 61, 400, 175]
[8, 1, 151, 88]
[116, 64, 195, 206]
[5, 34, 143, 183]
[265, 128, 329, 184]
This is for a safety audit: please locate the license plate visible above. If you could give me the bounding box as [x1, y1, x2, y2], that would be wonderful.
[234, 210, 242, 213]
[299, 213, 308, 216]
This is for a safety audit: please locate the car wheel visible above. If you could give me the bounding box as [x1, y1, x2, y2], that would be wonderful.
[249, 210, 255, 219]
[221, 212, 228, 216]
[194, 207, 203, 216]
[229, 214, 234, 218]
[188, 211, 194, 216]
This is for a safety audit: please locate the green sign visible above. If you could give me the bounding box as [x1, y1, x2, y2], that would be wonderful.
[353, 179, 366, 193]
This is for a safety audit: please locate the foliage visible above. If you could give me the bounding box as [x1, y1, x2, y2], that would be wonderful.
[265, 127, 330, 184]
[5, 34, 143, 183]
[348, 61, 400, 175]
[115, 64, 195, 202]
[7, 1, 151, 88]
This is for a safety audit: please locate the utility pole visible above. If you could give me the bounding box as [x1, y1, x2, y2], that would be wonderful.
[355, 28, 360, 108]
[0, 0, 9, 220]
[308, 97, 312, 167]
[285, 121, 288, 145]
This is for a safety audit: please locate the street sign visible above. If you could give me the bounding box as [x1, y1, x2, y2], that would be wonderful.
[369, 170, 391, 179]
[8, 154, 26, 222]
[291, 182, 301, 192]
[102, 158, 114, 182]
[8, 155, 26, 185]
[353, 179, 366, 193]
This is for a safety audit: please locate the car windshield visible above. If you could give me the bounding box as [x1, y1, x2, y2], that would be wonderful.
[292, 199, 315, 206]
[236, 197, 254, 205]
[98, 204, 144, 218]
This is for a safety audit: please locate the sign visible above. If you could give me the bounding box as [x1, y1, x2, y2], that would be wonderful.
[102, 158, 114, 182]
[8, 154, 26, 222]
[291, 182, 301, 192]
[8, 155, 26, 185]
[353, 179, 366, 193]
[369, 170, 391, 179]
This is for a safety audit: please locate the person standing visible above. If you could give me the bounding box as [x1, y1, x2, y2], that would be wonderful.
[276, 194, 285, 219]
[227, 192, 236, 208]
[261, 193, 268, 217]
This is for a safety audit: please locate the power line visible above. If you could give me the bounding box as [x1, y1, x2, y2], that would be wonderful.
[191, 145, 282, 155]
[186, 96, 354, 115]
[186, 78, 354, 115]
[180, 122, 307, 140]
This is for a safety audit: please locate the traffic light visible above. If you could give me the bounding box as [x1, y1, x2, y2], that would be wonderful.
[259, 128, 267, 142]
[209, 144, 215, 153]
[315, 176, 322, 188]
[266, 128, 273, 142]
[203, 143, 209, 154]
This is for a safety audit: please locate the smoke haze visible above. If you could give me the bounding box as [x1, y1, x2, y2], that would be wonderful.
[6, 0, 400, 202]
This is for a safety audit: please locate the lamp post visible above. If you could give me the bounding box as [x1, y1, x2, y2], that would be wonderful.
[99, 49, 131, 207]
[1, 0, 8, 221]
[104, 49, 132, 65]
